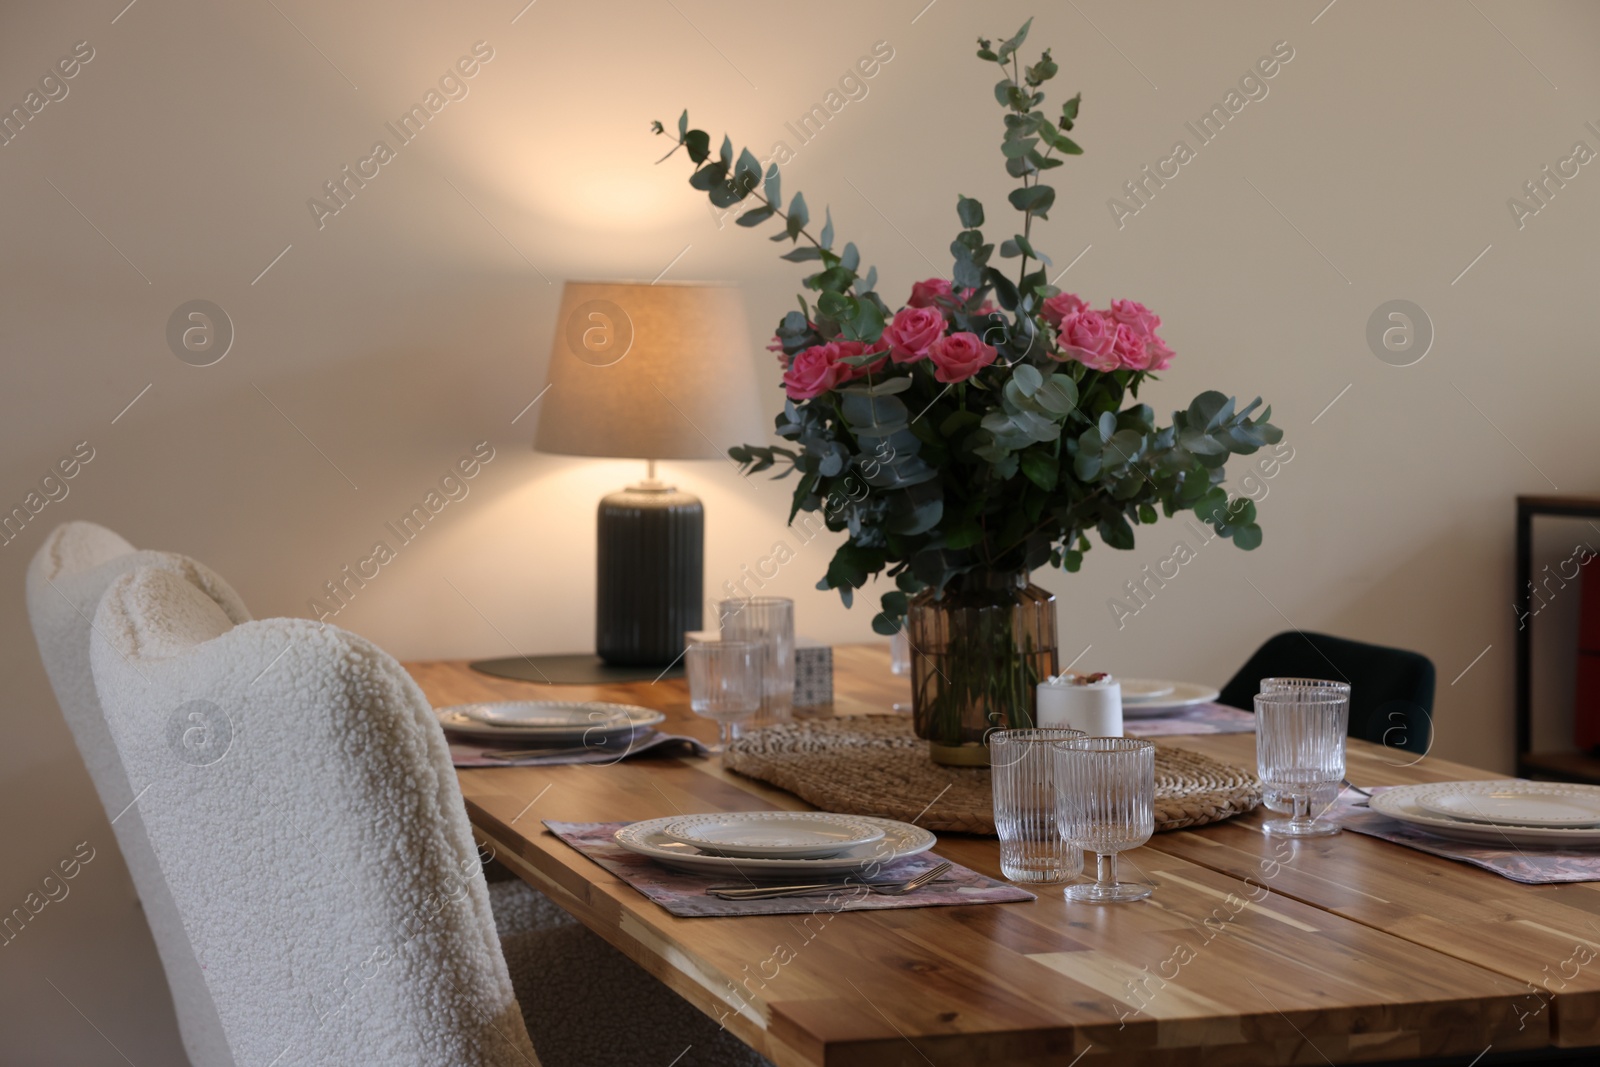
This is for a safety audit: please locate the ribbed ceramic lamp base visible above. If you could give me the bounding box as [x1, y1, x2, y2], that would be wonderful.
[596, 483, 704, 667]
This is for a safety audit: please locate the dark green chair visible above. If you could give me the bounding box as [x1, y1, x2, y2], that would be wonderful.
[1219, 631, 1437, 755]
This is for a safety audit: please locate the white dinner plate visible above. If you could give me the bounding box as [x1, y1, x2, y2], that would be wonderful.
[1412, 781, 1600, 829]
[435, 701, 664, 742]
[1117, 680, 1221, 718]
[1120, 679, 1176, 702]
[1368, 783, 1600, 847]
[456, 700, 632, 727]
[662, 812, 887, 859]
[614, 815, 935, 876]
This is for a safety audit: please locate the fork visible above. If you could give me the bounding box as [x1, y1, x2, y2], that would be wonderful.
[706, 861, 955, 900]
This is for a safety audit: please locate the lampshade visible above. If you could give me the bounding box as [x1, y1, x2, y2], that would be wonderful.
[534, 280, 766, 460]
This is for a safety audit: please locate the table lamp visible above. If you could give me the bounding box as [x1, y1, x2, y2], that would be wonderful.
[488, 280, 764, 683]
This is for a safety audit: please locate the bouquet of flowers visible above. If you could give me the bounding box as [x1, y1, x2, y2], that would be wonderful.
[652, 19, 1280, 753]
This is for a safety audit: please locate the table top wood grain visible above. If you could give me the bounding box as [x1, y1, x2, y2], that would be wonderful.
[408, 645, 1597, 1066]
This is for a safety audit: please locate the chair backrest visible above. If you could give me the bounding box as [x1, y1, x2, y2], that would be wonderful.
[1219, 630, 1437, 755]
[89, 564, 539, 1066]
[27, 521, 249, 1067]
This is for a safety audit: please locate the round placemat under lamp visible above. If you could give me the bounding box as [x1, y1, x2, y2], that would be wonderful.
[479, 281, 765, 683]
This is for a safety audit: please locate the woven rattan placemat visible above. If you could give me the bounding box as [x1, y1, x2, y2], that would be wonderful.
[723, 715, 1261, 835]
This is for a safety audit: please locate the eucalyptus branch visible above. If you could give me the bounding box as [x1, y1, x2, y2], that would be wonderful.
[656, 131, 828, 256]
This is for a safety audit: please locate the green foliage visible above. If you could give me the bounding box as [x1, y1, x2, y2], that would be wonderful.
[652, 111, 883, 346]
[653, 21, 1284, 635]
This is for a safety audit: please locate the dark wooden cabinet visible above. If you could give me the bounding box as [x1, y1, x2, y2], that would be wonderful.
[1516, 494, 1600, 782]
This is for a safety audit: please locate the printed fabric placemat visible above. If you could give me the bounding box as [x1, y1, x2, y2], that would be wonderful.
[543, 820, 1035, 917]
[1124, 702, 1257, 737]
[448, 730, 709, 768]
[1335, 788, 1600, 885]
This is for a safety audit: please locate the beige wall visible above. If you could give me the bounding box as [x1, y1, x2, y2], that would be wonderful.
[3, 0, 1599, 1059]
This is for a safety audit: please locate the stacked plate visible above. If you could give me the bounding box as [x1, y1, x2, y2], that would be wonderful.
[1369, 780, 1600, 847]
[1119, 679, 1221, 719]
[614, 811, 936, 875]
[434, 700, 664, 745]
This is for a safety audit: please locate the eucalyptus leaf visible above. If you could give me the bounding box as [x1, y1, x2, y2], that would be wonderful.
[840, 392, 909, 436]
[684, 129, 709, 163]
[1020, 450, 1058, 491]
[951, 241, 984, 289]
[735, 148, 762, 192]
[886, 481, 944, 535]
[1007, 184, 1055, 217]
[763, 163, 781, 208]
[997, 18, 1032, 61]
[840, 376, 913, 396]
[1012, 363, 1043, 396]
[787, 192, 809, 235]
[957, 195, 984, 228]
[1031, 376, 1079, 416]
[1097, 513, 1135, 550]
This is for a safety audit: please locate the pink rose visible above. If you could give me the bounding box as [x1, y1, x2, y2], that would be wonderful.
[767, 333, 790, 371]
[1112, 323, 1153, 371]
[783, 343, 842, 400]
[927, 331, 997, 384]
[908, 278, 954, 308]
[1041, 292, 1088, 328]
[1107, 299, 1162, 338]
[1145, 333, 1175, 371]
[1054, 309, 1120, 371]
[835, 338, 890, 382]
[882, 306, 946, 363]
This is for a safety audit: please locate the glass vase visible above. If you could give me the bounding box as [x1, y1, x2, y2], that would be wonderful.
[905, 570, 1059, 766]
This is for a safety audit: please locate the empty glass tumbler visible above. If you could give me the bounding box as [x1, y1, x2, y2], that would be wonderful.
[1055, 737, 1156, 903]
[686, 639, 765, 748]
[1255, 688, 1349, 836]
[717, 596, 795, 720]
[990, 728, 1085, 884]
[1258, 678, 1352, 814]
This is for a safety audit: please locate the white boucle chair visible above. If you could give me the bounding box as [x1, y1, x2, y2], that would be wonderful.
[26, 522, 246, 1067]
[90, 564, 540, 1065]
[37, 523, 768, 1066]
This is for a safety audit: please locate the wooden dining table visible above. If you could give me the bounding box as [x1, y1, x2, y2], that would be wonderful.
[407, 645, 1600, 1066]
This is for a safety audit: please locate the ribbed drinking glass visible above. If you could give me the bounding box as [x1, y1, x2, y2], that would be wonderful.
[686, 639, 764, 749]
[717, 596, 795, 721]
[1260, 677, 1352, 701]
[1257, 678, 1352, 815]
[990, 728, 1085, 884]
[1255, 689, 1348, 836]
[1054, 737, 1155, 903]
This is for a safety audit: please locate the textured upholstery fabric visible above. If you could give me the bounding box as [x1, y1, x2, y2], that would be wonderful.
[90, 565, 539, 1066]
[1219, 630, 1437, 754]
[26, 522, 248, 1067]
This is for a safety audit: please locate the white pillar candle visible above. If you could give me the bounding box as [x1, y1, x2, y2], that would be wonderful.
[1036, 675, 1124, 736]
